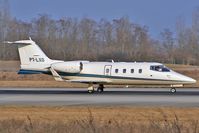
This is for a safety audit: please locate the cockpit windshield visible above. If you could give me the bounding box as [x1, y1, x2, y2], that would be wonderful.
[150, 65, 170, 72]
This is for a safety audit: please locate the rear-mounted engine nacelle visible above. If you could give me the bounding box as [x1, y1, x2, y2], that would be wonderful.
[51, 61, 89, 73]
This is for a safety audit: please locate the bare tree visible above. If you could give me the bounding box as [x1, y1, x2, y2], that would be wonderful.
[1, 1, 199, 65]
[160, 29, 175, 64]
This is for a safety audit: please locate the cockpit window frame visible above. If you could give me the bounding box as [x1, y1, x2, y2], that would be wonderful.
[150, 65, 170, 72]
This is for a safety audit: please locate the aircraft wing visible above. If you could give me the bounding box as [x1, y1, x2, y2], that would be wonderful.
[50, 67, 110, 84]
[49, 67, 65, 81]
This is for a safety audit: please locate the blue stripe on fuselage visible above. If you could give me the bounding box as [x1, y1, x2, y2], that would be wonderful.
[18, 69, 50, 75]
[18, 69, 184, 82]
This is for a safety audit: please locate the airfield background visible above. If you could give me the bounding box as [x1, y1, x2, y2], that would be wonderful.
[1, 1, 199, 66]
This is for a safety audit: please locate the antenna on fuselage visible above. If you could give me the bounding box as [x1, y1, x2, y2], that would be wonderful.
[106, 59, 115, 63]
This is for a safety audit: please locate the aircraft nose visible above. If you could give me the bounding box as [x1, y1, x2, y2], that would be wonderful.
[172, 71, 197, 84]
[181, 76, 196, 84]
[187, 77, 196, 83]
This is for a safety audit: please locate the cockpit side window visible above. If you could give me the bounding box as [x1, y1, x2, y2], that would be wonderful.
[150, 65, 170, 72]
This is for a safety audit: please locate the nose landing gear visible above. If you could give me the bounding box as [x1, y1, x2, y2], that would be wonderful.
[170, 88, 176, 93]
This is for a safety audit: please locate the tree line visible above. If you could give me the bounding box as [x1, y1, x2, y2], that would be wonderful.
[1, 0, 199, 65]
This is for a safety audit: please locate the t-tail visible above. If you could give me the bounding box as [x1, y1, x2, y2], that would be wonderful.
[4, 38, 63, 74]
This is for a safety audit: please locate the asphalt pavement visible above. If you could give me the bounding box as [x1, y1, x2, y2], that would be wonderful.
[0, 88, 199, 106]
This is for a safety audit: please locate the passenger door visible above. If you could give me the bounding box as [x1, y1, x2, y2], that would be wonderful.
[104, 65, 112, 76]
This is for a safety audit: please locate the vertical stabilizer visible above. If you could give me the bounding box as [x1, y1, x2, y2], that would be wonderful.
[4, 39, 59, 71]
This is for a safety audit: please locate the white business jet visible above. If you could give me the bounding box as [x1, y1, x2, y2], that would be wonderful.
[4, 38, 196, 93]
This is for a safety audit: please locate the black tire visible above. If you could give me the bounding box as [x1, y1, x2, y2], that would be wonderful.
[97, 87, 104, 92]
[97, 84, 104, 93]
[170, 88, 176, 93]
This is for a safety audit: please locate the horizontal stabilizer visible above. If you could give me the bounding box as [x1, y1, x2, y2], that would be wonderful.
[3, 40, 33, 45]
[3, 37, 34, 45]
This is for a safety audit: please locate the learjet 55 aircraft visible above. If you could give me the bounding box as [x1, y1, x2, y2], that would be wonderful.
[4, 38, 196, 93]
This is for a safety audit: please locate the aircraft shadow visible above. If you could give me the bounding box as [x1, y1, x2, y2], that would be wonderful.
[0, 90, 199, 96]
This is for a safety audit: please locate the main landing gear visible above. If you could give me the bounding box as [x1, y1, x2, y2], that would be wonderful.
[97, 84, 104, 93]
[88, 84, 95, 93]
[87, 84, 104, 93]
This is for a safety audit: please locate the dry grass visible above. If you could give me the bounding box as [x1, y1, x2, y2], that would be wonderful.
[0, 80, 198, 88]
[0, 81, 86, 88]
[0, 106, 198, 133]
[0, 61, 20, 71]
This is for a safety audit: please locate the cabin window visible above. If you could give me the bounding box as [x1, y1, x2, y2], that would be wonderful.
[115, 69, 119, 73]
[139, 69, 142, 73]
[131, 69, 134, 73]
[123, 69, 126, 73]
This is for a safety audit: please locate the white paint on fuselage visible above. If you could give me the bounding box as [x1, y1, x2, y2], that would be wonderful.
[62, 62, 196, 85]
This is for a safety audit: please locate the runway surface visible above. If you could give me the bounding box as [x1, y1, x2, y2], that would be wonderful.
[0, 88, 199, 106]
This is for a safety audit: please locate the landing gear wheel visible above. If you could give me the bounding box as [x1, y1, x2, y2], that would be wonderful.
[170, 88, 176, 93]
[88, 90, 94, 93]
[97, 84, 104, 93]
[97, 87, 104, 92]
[88, 84, 94, 94]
